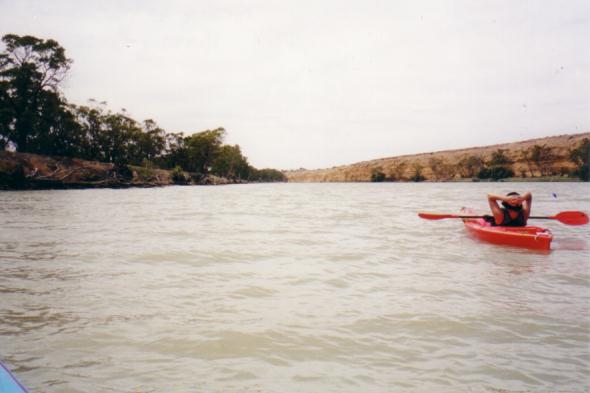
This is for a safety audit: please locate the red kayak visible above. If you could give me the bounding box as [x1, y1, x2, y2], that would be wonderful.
[460, 208, 553, 250]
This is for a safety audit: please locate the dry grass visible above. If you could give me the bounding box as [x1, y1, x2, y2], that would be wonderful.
[285, 132, 589, 182]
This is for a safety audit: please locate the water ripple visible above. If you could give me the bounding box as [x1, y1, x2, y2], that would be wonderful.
[0, 183, 589, 392]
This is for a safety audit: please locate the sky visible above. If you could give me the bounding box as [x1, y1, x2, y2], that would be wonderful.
[1, 0, 588, 169]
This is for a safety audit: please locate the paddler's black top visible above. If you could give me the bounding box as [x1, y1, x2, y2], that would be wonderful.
[497, 208, 527, 227]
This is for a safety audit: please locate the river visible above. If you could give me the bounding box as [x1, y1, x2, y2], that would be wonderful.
[1, 183, 589, 392]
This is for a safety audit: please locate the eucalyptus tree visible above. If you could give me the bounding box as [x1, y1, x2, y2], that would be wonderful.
[0, 34, 78, 154]
[212, 144, 250, 180]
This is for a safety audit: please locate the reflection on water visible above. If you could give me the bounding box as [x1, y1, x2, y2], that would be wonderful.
[0, 183, 589, 393]
[553, 237, 588, 251]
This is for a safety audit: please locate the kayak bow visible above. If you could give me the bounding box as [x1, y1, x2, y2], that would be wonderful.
[0, 361, 29, 393]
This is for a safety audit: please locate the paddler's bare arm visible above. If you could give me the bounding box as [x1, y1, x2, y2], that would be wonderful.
[522, 192, 532, 220]
[487, 194, 505, 225]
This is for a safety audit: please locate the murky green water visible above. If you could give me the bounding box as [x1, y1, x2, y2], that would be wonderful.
[1, 183, 589, 392]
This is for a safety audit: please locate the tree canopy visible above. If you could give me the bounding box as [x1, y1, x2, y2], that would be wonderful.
[0, 34, 286, 182]
[0, 34, 75, 154]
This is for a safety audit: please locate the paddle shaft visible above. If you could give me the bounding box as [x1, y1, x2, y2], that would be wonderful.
[456, 215, 554, 219]
[418, 211, 589, 225]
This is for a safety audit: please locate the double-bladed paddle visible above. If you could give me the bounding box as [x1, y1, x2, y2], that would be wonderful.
[418, 211, 589, 226]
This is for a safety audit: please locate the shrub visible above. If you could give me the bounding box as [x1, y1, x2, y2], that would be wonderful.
[249, 168, 286, 182]
[171, 165, 188, 184]
[489, 149, 513, 166]
[574, 164, 589, 181]
[570, 138, 589, 181]
[522, 144, 555, 176]
[477, 168, 490, 179]
[134, 166, 157, 181]
[491, 166, 514, 180]
[113, 164, 133, 180]
[478, 166, 514, 180]
[411, 163, 425, 182]
[371, 169, 386, 182]
[457, 155, 485, 178]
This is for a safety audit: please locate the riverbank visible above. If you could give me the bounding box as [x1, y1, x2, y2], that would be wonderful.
[446, 176, 582, 183]
[285, 132, 589, 183]
[0, 151, 238, 190]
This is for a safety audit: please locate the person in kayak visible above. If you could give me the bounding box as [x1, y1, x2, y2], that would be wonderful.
[486, 191, 532, 226]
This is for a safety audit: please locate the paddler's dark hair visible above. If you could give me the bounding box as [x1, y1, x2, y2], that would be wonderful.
[502, 192, 523, 211]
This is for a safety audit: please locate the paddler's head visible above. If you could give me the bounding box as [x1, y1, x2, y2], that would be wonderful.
[502, 192, 523, 211]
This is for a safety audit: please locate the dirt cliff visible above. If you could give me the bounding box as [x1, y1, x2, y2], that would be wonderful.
[285, 133, 590, 182]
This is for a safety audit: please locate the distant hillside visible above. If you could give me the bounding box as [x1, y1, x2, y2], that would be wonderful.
[285, 133, 590, 182]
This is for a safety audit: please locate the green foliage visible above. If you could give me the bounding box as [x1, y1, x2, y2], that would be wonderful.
[530, 144, 554, 164]
[478, 149, 514, 180]
[211, 144, 250, 180]
[488, 149, 512, 166]
[171, 165, 188, 184]
[0, 34, 78, 155]
[156, 128, 227, 176]
[248, 167, 286, 182]
[457, 155, 485, 178]
[140, 158, 156, 168]
[477, 165, 514, 180]
[154, 132, 185, 169]
[476, 168, 490, 179]
[411, 163, 425, 182]
[569, 138, 589, 181]
[522, 144, 555, 176]
[113, 164, 133, 180]
[0, 34, 287, 183]
[371, 168, 386, 182]
[134, 166, 152, 180]
[183, 128, 225, 174]
[71, 103, 166, 166]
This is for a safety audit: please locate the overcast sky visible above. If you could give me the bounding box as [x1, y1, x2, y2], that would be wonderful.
[1, 0, 588, 169]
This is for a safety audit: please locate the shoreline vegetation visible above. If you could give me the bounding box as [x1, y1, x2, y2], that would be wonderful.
[1, 34, 588, 190]
[0, 34, 286, 190]
[0, 150, 251, 190]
